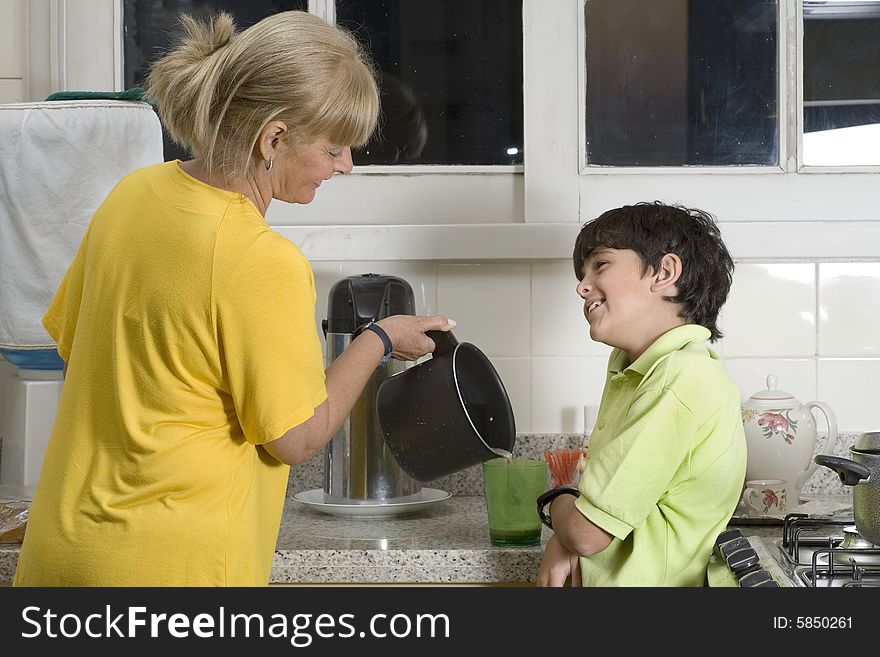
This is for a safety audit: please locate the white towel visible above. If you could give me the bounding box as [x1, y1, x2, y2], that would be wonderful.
[0, 100, 164, 349]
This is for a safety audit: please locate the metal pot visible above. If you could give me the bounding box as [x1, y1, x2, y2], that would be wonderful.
[815, 443, 880, 546]
[376, 330, 516, 482]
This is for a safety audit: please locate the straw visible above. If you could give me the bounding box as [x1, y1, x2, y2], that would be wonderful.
[543, 447, 587, 487]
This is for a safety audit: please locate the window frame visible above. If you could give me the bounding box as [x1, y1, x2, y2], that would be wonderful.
[563, 0, 880, 228]
[23, 0, 880, 255]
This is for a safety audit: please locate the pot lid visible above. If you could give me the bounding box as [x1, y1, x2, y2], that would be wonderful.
[748, 374, 795, 401]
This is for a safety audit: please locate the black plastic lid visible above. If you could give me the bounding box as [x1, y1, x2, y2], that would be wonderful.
[324, 274, 415, 334]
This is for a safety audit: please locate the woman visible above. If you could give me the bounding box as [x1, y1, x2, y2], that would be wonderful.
[13, 11, 453, 586]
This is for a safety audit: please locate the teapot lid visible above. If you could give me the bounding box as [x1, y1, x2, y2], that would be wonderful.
[748, 374, 795, 401]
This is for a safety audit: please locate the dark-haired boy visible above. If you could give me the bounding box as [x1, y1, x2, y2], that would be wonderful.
[537, 202, 747, 587]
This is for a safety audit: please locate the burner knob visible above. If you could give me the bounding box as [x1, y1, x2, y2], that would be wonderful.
[727, 546, 760, 574]
[714, 528, 743, 557]
[738, 568, 779, 587]
[719, 536, 751, 562]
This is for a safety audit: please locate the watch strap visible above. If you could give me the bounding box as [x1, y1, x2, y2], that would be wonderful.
[357, 321, 393, 366]
[536, 486, 581, 530]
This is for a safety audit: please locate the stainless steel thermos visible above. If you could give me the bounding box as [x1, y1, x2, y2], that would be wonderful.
[321, 274, 421, 503]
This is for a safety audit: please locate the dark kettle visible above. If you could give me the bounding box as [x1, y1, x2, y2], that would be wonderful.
[376, 330, 516, 482]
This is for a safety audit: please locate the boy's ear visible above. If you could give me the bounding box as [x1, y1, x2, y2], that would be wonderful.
[650, 253, 682, 295]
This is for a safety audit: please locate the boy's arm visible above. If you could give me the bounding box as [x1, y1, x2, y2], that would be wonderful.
[549, 494, 613, 557]
[537, 535, 582, 587]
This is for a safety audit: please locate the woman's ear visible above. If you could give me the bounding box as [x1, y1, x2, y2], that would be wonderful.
[651, 253, 682, 295]
[257, 120, 289, 162]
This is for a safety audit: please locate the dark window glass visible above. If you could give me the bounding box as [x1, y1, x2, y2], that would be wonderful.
[803, 1, 880, 165]
[125, 0, 523, 166]
[123, 0, 308, 162]
[336, 0, 523, 165]
[585, 0, 778, 167]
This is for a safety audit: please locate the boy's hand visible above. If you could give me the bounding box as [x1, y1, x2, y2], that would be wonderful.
[537, 535, 582, 587]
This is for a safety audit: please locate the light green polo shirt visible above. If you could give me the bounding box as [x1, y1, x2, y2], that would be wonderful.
[575, 324, 747, 586]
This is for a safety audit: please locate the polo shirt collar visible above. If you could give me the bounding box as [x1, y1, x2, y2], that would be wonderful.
[608, 324, 712, 376]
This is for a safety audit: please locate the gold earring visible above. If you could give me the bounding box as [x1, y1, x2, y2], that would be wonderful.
[265, 158, 273, 172]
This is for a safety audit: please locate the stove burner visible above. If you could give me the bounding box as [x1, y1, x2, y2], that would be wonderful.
[776, 513, 880, 587]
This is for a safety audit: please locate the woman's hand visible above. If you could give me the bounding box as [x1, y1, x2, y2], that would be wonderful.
[375, 315, 456, 361]
[537, 535, 582, 587]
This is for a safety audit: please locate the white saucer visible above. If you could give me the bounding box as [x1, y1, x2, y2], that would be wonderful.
[293, 488, 451, 518]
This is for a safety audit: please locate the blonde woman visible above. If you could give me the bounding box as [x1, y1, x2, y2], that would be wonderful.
[14, 11, 453, 586]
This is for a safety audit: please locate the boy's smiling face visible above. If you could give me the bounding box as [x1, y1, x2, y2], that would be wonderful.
[576, 247, 683, 360]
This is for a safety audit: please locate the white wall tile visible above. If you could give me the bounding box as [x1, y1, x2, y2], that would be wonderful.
[531, 356, 608, 433]
[437, 263, 530, 356]
[0, 79, 24, 104]
[273, 253, 880, 437]
[723, 264, 816, 357]
[488, 357, 531, 433]
[819, 263, 880, 356]
[531, 261, 613, 357]
[0, 0, 25, 78]
[723, 358, 816, 404]
[817, 359, 880, 432]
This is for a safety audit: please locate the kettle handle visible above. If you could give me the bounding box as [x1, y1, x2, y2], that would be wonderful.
[796, 401, 840, 490]
[426, 330, 459, 356]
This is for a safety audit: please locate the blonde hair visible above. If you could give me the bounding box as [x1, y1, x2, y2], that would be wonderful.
[145, 11, 379, 182]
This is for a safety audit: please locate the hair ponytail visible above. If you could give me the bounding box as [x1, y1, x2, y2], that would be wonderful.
[145, 11, 379, 184]
[145, 12, 238, 173]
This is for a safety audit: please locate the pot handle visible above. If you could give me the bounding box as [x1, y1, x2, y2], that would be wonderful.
[426, 330, 459, 356]
[814, 455, 871, 487]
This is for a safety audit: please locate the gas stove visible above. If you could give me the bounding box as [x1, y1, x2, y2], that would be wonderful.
[773, 514, 880, 587]
[713, 513, 880, 587]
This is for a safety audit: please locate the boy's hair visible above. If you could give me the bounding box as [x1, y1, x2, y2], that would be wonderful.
[572, 201, 734, 342]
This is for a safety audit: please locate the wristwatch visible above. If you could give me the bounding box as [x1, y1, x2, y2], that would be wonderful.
[536, 486, 581, 530]
[354, 321, 394, 366]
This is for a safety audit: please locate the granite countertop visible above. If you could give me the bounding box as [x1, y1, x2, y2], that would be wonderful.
[271, 494, 544, 584]
[0, 495, 543, 585]
[1, 492, 854, 586]
[0, 432, 858, 585]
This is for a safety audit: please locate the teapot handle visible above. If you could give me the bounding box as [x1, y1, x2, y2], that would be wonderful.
[795, 401, 839, 491]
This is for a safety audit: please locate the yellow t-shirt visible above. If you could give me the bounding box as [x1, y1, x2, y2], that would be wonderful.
[575, 324, 747, 586]
[14, 161, 327, 586]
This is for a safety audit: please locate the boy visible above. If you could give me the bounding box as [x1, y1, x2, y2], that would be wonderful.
[536, 202, 747, 587]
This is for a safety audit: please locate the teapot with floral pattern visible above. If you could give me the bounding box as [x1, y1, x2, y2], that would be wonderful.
[741, 374, 840, 503]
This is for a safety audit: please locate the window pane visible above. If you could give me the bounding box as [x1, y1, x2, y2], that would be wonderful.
[336, 0, 523, 165]
[123, 0, 309, 163]
[585, 0, 778, 167]
[802, 0, 880, 166]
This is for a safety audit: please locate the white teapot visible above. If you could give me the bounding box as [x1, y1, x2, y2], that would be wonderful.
[741, 374, 840, 503]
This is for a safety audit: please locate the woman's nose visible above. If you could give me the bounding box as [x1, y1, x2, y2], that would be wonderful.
[336, 147, 354, 175]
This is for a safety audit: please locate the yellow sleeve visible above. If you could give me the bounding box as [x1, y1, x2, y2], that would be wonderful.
[215, 230, 327, 445]
[42, 224, 92, 362]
